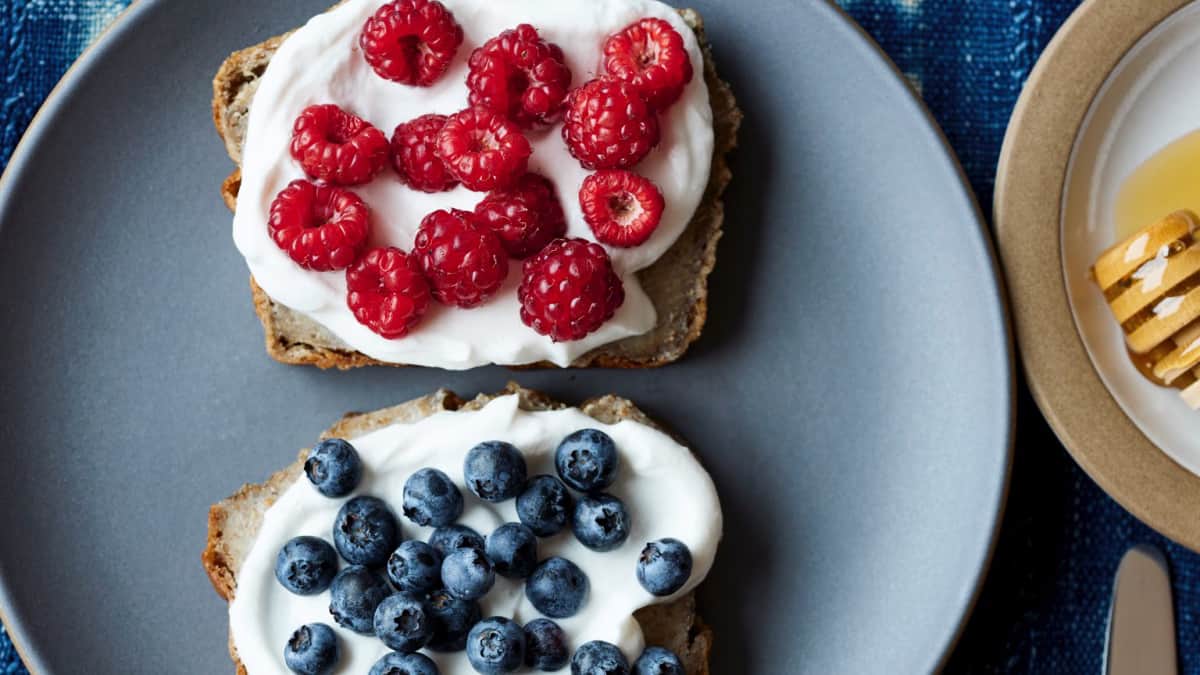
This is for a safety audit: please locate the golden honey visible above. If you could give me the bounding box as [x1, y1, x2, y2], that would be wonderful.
[1115, 129, 1200, 241]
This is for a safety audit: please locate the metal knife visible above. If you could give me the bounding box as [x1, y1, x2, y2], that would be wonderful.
[1104, 545, 1178, 675]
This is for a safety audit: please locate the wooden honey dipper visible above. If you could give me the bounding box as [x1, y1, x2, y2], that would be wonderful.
[1092, 210, 1200, 409]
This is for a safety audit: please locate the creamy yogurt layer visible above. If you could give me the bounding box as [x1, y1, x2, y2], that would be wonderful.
[229, 395, 722, 674]
[232, 0, 714, 369]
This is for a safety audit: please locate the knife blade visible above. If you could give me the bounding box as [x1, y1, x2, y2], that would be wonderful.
[1104, 544, 1178, 675]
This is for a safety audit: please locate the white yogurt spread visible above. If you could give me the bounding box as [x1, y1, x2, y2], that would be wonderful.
[229, 395, 723, 674]
[232, 0, 714, 369]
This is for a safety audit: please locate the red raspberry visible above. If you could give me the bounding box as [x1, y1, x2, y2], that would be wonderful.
[437, 107, 532, 191]
[579, 170, 664, 247]
[289, 104, 389, 186]
[474, 173, 567, 259]
[518, 238, 625, 342]
[413, 209, 510, 308]
[268, 179, 370, 271]
[466, 24, 573, 128]
[346, 247, 431, 339]
[360, 0, 463, 86]
[390, 114, 458, 192]
[562, 78, 660, 170]
[602, 18, 694, 110]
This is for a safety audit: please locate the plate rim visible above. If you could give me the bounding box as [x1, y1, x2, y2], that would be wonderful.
[0, 0, 1015, 671]
[995, 0, 1200, 551]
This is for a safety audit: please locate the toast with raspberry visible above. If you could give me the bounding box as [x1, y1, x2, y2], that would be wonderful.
[202, 383, 714, 674]
[212, 8, 740, 369]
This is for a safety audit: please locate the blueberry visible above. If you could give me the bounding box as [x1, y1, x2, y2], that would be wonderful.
[387, 540, 443, 595]
[275, 536, 338, 595]
[333, 495, 400, 567]
[517, 475, 575, 537]
[429, 524, 485, 558]
[328, 565, 391, 634]
[304, 438, 363, 498]
[441, 548, 495, 601]
[283, 623, 338, 675]
[571, 641, 630, 675]
[427, 588, 482, 652]
[523, 618, 569, 671]
[485, 523, 538, 579]
[636, 539, 693, 597]
[633, 647, 684, 675]
[555, 429, 617, 493]
[466, 617, 526, 674]
[373, 592, 433, 652]
[403, 468, 464, 528]
[369, 651, 440, 675]
[525, 557, 588, 618]
[572, 494, 631, 552]
[464, 441, 527, 502]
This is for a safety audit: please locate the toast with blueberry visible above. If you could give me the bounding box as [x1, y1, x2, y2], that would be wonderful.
[212, 7, 740, 369]
[202, 384, 714, 674]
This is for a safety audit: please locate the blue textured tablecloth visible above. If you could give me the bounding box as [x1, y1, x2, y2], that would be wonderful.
[1, 0, 1197, 673]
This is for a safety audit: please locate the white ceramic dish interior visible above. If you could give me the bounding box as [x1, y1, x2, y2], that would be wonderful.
[1062, 1, 1200, 475]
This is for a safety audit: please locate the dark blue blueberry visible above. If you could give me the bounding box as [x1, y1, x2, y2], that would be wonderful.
[572, 494, 631, 552]
[516, 475, 575, 537]
[571, 641, 630, 675]
[427, 588, 482, 652]
[525, 557, 588, 619]
[633, 647, 684, 675]
[429, 524, 485, 558]
[402, 468, 464, 528]
[333, 495, 400, 567]
[485, 522, 538, 579]
[304, 438, 363, 498]
[463, 441, 527, 502]
[373, 592, 433, 652]
[283, 623, 338, 675]
[466, 617, 526, 674]
[369, 651, 439, 675]
[274, 536, 338, 595]
[387, 540, 443, 595]
[523, 618, 569, 671]
[554, 429, 617, 493]
[328, 565, 391, 634]
[636, 539, 693, 597]
[441, 548, 495, 601]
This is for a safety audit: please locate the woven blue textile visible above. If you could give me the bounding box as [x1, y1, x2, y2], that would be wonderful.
[0, 1, 1197, 673]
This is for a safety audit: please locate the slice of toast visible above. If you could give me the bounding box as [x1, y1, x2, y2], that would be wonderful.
[202, 383, 714, 674]
[213, 7, 741, 370]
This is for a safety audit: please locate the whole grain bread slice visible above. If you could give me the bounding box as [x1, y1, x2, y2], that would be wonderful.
[202, 383, 714, 674]
[213, 7, 741, 369]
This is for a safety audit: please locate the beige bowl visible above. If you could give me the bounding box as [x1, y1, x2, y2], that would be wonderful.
[997, 0, 1200, 549]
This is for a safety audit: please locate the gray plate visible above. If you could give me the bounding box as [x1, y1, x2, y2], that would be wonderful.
[0, 0, 1012, 672]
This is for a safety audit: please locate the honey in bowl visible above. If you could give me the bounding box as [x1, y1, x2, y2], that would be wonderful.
[1092, 126, 1200, 409]
[1114, 128, 1200, 241]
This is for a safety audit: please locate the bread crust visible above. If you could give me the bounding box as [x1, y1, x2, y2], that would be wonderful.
[213, 7, 741, 370]
[202, 384, 713, 674]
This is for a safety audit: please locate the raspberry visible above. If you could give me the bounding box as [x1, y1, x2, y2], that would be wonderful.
[413, 209, 510, 308]
[518, 238, 625, 342]
[579, 170, 664, 247]
[562, 78, 660, 170]
[437, 107, 532, 191]
[474, 173, 567, 259]
[390, 114, 458, 192]
[360, 0, 464, 86]
[289, 104, 389, 186]
[346, 247, 431, 339]
[268, 179, 370, 271]
[602, 18, 694, 110]
[466, 24, 573, 128]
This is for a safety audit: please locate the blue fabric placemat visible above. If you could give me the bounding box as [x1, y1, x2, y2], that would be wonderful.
[1, 1, 1198, 673]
